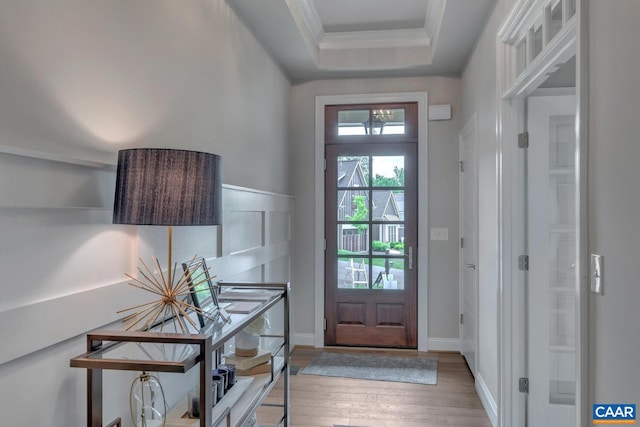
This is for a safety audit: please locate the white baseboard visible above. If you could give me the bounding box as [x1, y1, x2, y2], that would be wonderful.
[293, 333, 316, 348]
[427, 337, 460, 352]
[476, 373, 498, 427]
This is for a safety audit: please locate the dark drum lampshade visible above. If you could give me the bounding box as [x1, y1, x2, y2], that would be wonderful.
[113, 148, 222, 226]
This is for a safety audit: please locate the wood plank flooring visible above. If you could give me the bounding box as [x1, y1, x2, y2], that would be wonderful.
[256, 347, 491, 427]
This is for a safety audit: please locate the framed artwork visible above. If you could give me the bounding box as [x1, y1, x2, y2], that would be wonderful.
[182, 258, 221, 328]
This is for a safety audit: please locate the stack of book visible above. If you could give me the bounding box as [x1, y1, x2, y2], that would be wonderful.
[225, 349, 272, 376]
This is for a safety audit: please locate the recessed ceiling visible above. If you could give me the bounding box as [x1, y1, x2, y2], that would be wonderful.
[227, 0, 496, 83]
[313, 0, 428, 32]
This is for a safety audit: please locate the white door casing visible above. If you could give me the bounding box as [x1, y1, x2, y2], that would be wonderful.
[314, 92, 429, 351]
[497, 1, 587, 425]
[460, 113, 479, 377]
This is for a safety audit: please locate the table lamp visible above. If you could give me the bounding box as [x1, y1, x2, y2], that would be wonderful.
[113, 148, 221, 332]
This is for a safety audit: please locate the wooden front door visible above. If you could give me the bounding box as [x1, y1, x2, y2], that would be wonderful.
[324, 103, 418, 348]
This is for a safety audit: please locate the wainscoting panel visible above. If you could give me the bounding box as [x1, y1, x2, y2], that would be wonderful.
[0, 149, 293, 365]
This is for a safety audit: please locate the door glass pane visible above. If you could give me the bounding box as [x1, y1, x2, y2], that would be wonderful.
[371, 257, 405, 290]
[550, 2, 563, 41]
[338, 110, 369, 136]
[337, 224, 369, 256]
[337, 156, 369, 187]
[339, 190, 370, 222]
[372, 190, 403, 223]
[568, 0, 576, 20]
[549, 116, 575, 168]
[547, 112, 576, 406]
[516, 39, 527, 75]
[372, 156, 404, 187]
[339, 256, 370, 289]
[368, 109, 406, 135]
[533, 24, 543, 59]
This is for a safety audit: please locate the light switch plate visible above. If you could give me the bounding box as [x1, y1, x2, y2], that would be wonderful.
[591, 254, 604, 295]
[430, 227, 448, 241]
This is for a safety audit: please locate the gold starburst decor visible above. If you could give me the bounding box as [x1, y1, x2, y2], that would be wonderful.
[118, 255, 214, 333]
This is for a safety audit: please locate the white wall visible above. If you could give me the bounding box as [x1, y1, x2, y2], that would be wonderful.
[461, 0, 513, 413]
[290, 77, 462, 345]
[588, 0, 640, 406]
[0, 0, 291, 194]
[0, 1, 292, 426]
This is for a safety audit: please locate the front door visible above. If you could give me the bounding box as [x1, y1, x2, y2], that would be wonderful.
[324, 103, 418, 348]
[526, 93, 577, 426]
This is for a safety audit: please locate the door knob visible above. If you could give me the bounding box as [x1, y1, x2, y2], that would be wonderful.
[465, 263, 476, 270]
[404, 246, 413, 270]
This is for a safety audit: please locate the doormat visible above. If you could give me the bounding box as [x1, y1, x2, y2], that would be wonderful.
[289, 365, 301, 375]
[301, 352, 437, 385]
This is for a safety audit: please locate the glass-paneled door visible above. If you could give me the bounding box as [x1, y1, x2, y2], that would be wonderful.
[527, 93, 577, 425]
[324, 103, 418, 348]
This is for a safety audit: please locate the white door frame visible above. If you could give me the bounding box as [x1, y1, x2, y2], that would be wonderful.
[459, 113, 479, 376]
[314, 92, 429, 351]
[496, 0, 589, 426]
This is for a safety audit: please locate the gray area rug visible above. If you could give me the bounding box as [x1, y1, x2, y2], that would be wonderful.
[301, 352, 437, 385]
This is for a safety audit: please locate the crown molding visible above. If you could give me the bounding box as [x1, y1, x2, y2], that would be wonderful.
[320, 28, 430, 50]
[498, 0, 541, 44]
[293, 0, 325, 45]
[424, 0, 446, 46]
[290, 0, 438, 52]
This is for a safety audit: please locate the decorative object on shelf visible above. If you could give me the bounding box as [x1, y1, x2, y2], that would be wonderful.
[235, 314, 270, 357]
[182, 257, 229, 328]
[130, 371, 167, 427]
[113, 148, 222, 333]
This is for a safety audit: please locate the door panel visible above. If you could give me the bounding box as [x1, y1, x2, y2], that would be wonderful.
[325, 117, 418, 348]
[460, 117, 478, 376]
[527, 94, 576, 426]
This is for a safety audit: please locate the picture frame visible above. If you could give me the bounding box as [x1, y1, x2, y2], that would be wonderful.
[181, 257, 221, 328]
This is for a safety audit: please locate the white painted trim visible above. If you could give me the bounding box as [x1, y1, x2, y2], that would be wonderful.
[1, 186, 293, 365]
[314, 92, 429, 351]
[503, 18, 577, 99]
[0, 144, 116, 169]
[222, 184, 295, 200]
[575, 1, 589, 425]
[477, 373, 499, 427]
[291, 0, 444, 52]
[320, 29, 429, 50]
[294, 0, 324, 45]
[427, 337, 460, 352]
[497, 0, 587, 425]
[424, 0, 446, 46]
[293, 333, 316, 348]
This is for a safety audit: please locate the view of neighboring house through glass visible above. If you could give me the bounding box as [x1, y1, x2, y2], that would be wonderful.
[337, 155, 405, 290]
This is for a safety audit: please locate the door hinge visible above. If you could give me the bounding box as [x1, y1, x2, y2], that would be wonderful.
[459, 160, 464, 172]
[324, 238, 327, 251]
[324, 158, 327, 171]
[460, 237, 464, 248]
[518, 132, 529, 148]
[323, 318, 327, 331]
[460, 313, 464, 324]
[518, 255, 529, 271]
[519, 377, 529, 393]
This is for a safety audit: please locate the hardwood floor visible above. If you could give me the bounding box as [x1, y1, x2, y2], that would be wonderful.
[256, 347, 491, 427]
